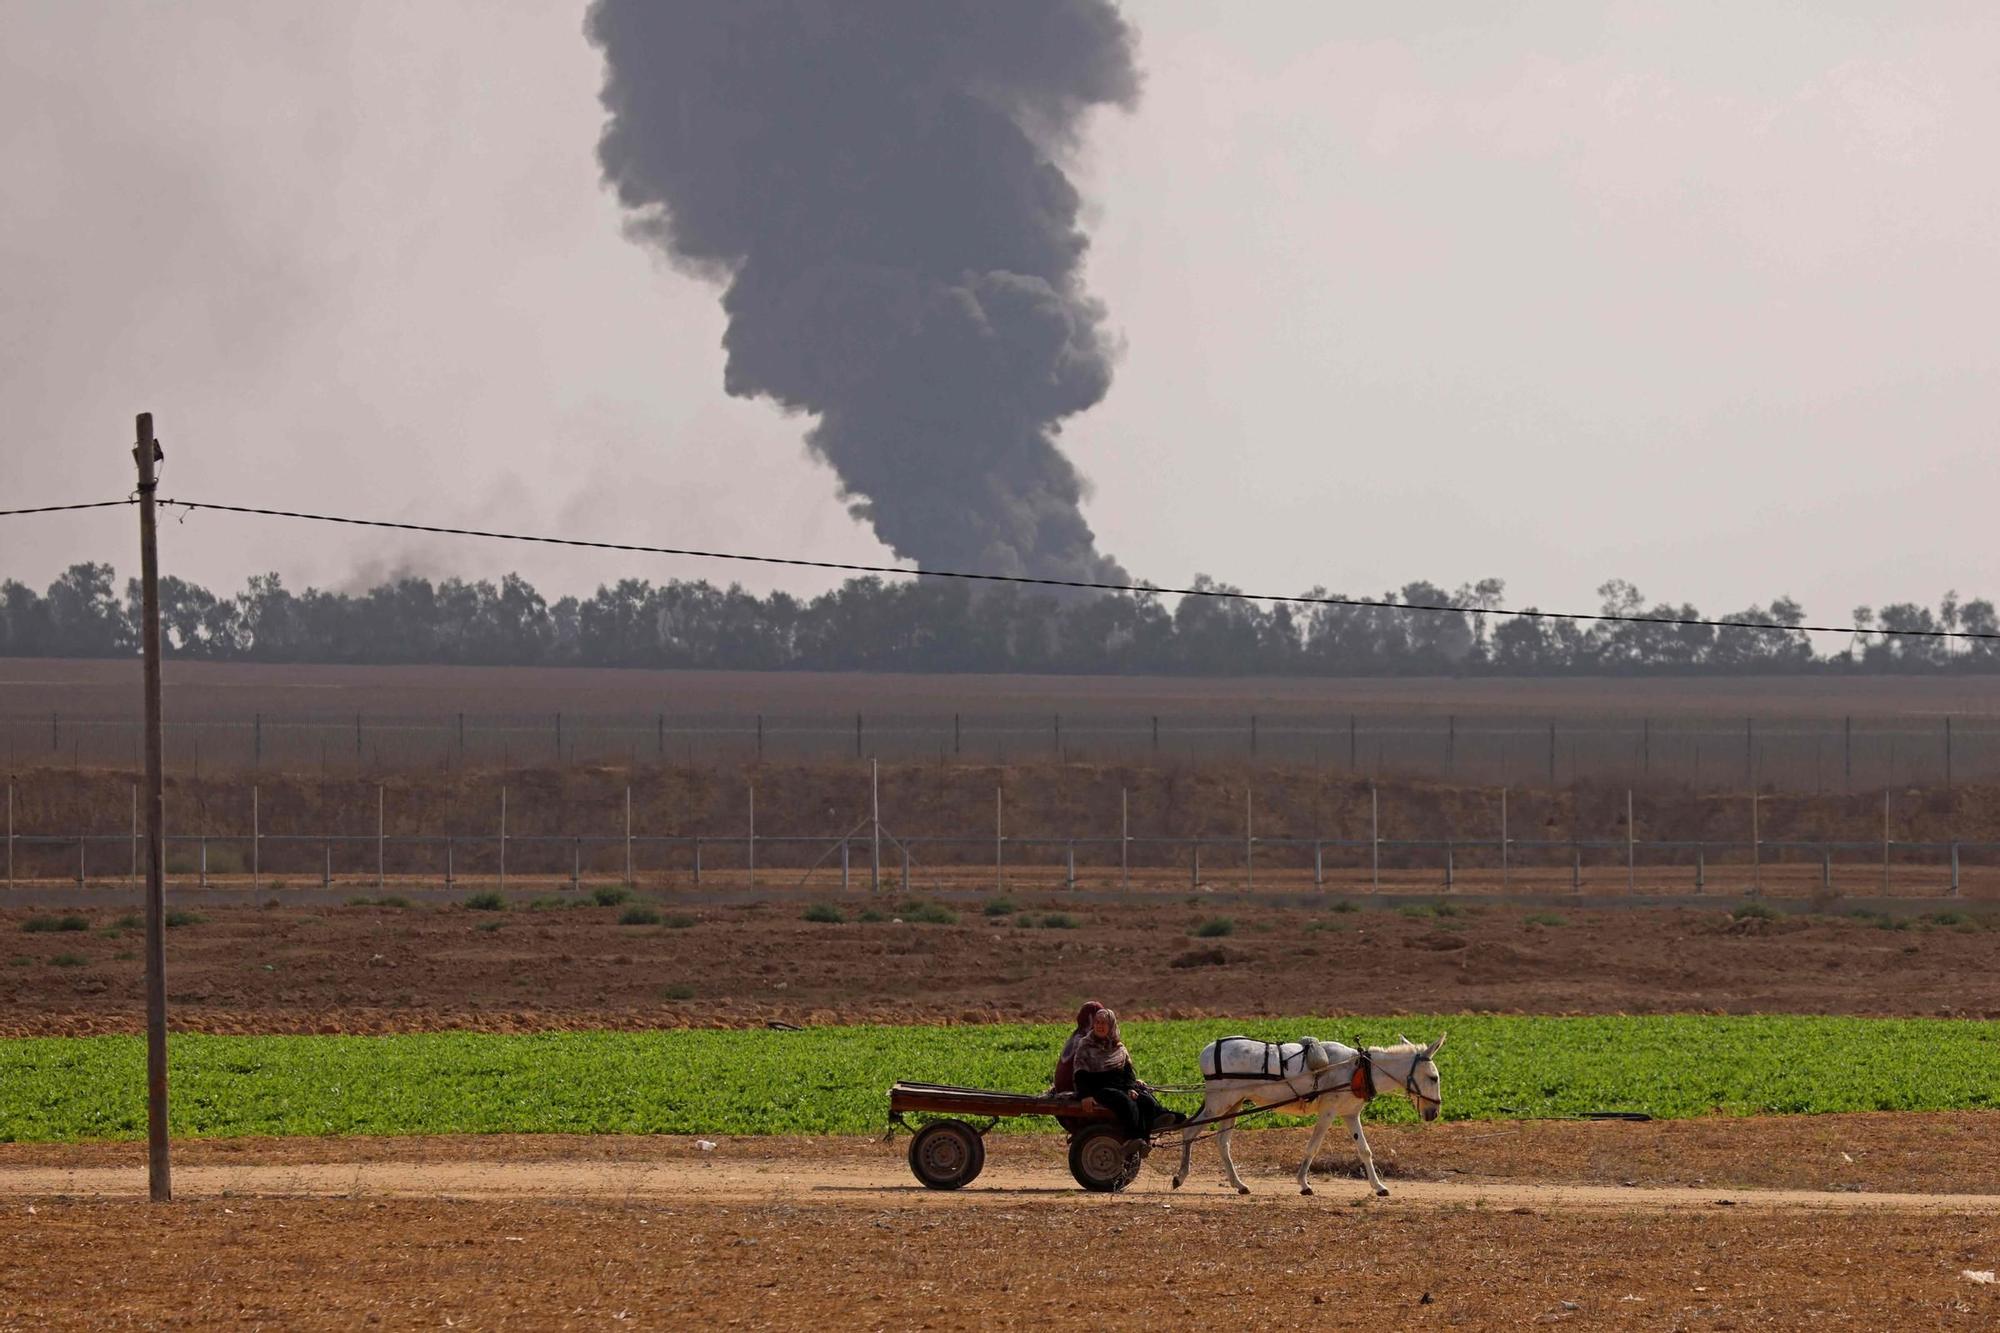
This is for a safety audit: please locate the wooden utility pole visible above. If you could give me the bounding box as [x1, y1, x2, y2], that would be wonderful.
[133, 412, 171, 1203]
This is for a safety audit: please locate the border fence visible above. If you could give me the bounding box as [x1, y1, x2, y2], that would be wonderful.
[4, 774, 1992, 901]
[4, 709, 1998, 793]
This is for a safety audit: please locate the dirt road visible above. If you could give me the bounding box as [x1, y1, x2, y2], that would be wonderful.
[4, 1131, 1998, 1330]
[5, 1154, 1997, 1214]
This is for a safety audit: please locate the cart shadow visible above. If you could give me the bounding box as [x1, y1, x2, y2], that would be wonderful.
[813, 1185, 1085, 1197]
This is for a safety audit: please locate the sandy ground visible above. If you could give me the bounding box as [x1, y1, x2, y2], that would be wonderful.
[4, 899, 1998, 1037]
[3, 1122, 1998, 1330]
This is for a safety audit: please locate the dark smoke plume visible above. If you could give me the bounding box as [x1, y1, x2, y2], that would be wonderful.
[587, 0, 1138, 582]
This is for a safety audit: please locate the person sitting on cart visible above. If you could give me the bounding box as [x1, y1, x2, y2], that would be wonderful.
[1049, 999, 1105, 1095]
[1071, 1007, 1168, 1152]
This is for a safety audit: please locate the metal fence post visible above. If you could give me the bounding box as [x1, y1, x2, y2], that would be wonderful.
[1951, 841, 1960, 897]
[747, 782, 756, 888]
[626, 786, 635, 888]
[1244, 789, 1253, 891]
[903, 843, 912, 894]
[1571, 845, 1580, 894]
[131, 783, 139, 888]
[251, 785, 259, 893]
[1500, 785, 1510, 889]
[445, 836, 454, 888]
[499, 786, 507, 893]
[995, 786, 1003, 890]
[1750, 791, 1760, 896]
[1821, 846, 1830, 892]
[1444, 843, 1454, 892]
[6, 779, 12, 890]
[841, 838, 850, 893]
[1882, 788, 1890, 893]
[199, 837, 207, 888]
[1313, 840, 1323, 890]
[78, 832, 86, 887]
[572, 837, 581, 892]
[1626, 789, 1635, 894]
[322, 838, 330, 889]
[1192, 840, 1201, 888]
[377, 784, 385, 891]
[1695, 844, 1705, 893]
[1370, 783, 1379, 891]
[1120, 787, 1129, 890]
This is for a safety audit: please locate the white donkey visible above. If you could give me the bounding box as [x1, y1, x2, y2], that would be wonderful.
[1171, 1034, 1445, 1197]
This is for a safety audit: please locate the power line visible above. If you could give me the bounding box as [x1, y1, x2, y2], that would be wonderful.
[0, 499, 135, 519]
[152, 497, 1997, 643]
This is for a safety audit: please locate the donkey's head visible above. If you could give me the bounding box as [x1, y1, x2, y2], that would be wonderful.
[1394, 1032, 1446, 1123]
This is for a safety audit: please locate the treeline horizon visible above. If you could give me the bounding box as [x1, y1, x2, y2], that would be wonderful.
[1, 561, 1992, 675]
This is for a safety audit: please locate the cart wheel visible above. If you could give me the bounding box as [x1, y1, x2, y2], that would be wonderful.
[1068, 1125, 1143, 1193]
[908, 1119, 986, 1190]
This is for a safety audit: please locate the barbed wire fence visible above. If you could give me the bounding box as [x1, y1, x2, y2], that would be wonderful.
[4, 766, 1991, 901]
[4, 708, 1995, 792]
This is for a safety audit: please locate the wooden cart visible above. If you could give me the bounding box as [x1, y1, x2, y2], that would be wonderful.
[886, 1080, 1146, 1193]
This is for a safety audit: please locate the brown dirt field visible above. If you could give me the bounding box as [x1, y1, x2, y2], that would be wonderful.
[4, 1123, 1999, 1330]
[2, 899, 1997, 1037]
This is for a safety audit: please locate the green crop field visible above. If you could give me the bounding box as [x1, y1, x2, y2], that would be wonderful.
[1, 1015, 1995, 1144]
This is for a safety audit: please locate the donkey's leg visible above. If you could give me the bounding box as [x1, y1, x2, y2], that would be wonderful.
[1296, 1103, 1335, 1196]
[1345, 1111, 1388, 1196]
[1173, 1088, 1223, 1189]
[1217, 1100, 1252, 1195]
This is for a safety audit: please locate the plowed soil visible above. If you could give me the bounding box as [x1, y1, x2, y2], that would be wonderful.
[3, 898, 1996, 1037]
[4, 1119, 1998, 1330]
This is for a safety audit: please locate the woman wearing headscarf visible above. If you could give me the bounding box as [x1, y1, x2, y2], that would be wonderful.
[1070, 1007, 1167, 1150]
[1049, 1000, 1105, 1095]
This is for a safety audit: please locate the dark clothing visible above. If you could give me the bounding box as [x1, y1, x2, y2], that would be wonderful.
[1075, 1064, 1163, 1141]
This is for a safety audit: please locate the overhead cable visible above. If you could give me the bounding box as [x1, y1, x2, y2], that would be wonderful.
[151, 498, 1998, 643]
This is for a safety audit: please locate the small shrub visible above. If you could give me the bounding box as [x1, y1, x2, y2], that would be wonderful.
[112, 950, 136, 962]
[474, 919, 504, 932]
[1328, 900, 1360, 914]
[1040, 912, 1079, 930]
[7, 956, 31, 968]
[857, 908, 888, 923]
[661, 983, 695, 1001]
[165, 910, 205, 928]
[1524, 912, 1566, 928]
[377, 895, 413, 909]
[1732, 902, 1780, 922]
[462, 892, 507, 912]
[619, 906, 662, 926]
[50, 953, 86, 968]
[346, 896, 376, 907]
[1193, 917, 1235, 938]
[1397, 904, 1436, 920]
[983, 898, 1017, 917]
[662, 914, 698, 929]
[1434, 901, 1462, 918]
[267, 880, 288, 892]
[803, 903, 845, 924]
[1874, 914, 1913, 932]
[527, 897, 573, 912]
[112, 913, 142, 931]
[1927, 910, 1969, 928]
[23, 915, 88, 934]
[903, 902, 958, 925]
[593, 886, 633, 908]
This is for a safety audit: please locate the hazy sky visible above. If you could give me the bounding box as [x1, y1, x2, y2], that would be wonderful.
[3, 1, 1994, 627]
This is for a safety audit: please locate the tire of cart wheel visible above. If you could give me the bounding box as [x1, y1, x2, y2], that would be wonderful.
[908, 1119, 986, 1190]
[1067, 1125, 1143, 1193]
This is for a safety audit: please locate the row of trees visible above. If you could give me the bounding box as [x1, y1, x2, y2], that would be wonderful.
[1, 562, 1992, 674]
